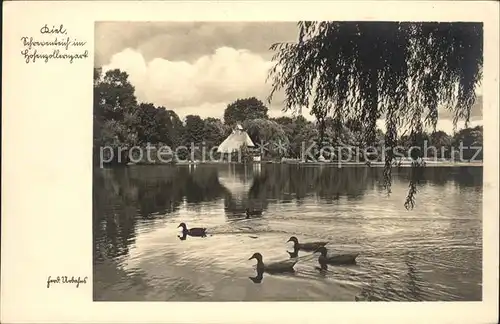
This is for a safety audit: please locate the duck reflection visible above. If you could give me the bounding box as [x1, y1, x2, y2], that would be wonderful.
[249, 268, 265, 284]
[287, 247, 299, 258]
[314, 263, 329, 277]
[246, 208, 263, 218]
[315, 263, 329, 272]
[224, 203, 266, 221]
[177, 232, 210, 241]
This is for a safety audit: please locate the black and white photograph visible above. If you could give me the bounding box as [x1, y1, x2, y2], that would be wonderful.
[3, 1, 500, 323]
[91, 21, 486, 302]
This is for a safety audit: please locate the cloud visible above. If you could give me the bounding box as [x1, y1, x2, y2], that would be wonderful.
[434, 119, 482, 134]
[103, 47, 277, 116]
[95, 22, 298, 67]
[170, 102, 227, 119]
[438, 95, 482, 120]
[99, 22, 482, 132]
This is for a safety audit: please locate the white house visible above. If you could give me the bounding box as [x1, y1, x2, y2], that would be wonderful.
[217, 124, 255, 153]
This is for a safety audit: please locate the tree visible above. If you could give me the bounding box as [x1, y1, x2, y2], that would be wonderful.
[203, 118, 228, 148]
[94, 68, 137, 122]
[134, 103, 160, 144]
[243, 119, 289, 159]
[267, 22, 483, 208]
[275, 116, 318, 158]
[429, 130, 452, 158]
[345, 118, 363, 134]
[291, 121, 318, 159]
[271, 117, 295, 144]
[453, 126, 483, 147]
[452, 126, 483, 160]
[94, 68, 190, 165]
[184, 115, 205, 145]
[93, 68, 141, 165]
[166, 110, 185, 148]
[94, 68, 139, 149]
[223, 97, 269, 125]
[272, 116, 294, 126]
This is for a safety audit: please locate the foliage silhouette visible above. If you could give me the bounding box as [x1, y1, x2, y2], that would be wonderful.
[223, 97, 269, 126]
[267, 21, 483, 208]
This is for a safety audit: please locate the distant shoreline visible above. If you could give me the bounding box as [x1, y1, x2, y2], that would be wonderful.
[125, 161, 483, 167]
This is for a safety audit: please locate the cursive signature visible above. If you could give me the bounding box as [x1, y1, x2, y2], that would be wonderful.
[47, 276, 88, 288]
[40, 24, 67, 35]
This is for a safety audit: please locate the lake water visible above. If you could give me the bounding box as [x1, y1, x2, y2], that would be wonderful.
[93, 164, 483, 301]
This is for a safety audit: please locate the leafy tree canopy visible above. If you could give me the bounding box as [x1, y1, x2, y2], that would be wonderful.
[267, 21, 483, 208]
[184, 114, 206, 145]
[223, 97, 269, 125]
[244, 118, 289, 157]
[203, 117, 229, 147]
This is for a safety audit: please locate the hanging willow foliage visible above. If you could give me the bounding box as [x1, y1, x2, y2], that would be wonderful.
[267, 21, 483, 209]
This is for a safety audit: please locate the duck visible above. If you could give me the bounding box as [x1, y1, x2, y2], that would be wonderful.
[177, 222, 207, 237]
[248, 252, 297, 274]
[314, 246, 359, 266]
[287, 236, 328, 252]
[246, 208, 263, 218]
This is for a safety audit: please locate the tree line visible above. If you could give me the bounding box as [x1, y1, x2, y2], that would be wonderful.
[94, 67, 482, 164]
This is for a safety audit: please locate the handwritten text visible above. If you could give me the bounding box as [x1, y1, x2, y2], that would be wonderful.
[47, 276, 88, 288]
[20, 24, 89, 64]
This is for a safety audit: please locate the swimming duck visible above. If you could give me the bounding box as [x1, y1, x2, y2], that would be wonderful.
[177, 222, 207, 237]
[287, 236, 328, 252]
[246, 208, 263, 218]
[248, 252, 297, 274]
[314, 246, 359, 266]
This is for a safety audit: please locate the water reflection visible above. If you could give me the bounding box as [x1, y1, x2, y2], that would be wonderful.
[248, 264, 300, 284]
[177, 232, 210, 241]
[249, 268, 265, 284]
[94, 164, 482, 301]
[315, 264, 329, 276]
[287, 247, 299, 259]
[404, 251, 422, 300]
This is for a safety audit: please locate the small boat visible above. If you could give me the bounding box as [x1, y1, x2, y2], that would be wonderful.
[177, 222, 207, 237]
[287, 236, 328, 252]
[248, 252, 297, 274]
[246, 208, 263, 218]
[314, 246, 359, 266]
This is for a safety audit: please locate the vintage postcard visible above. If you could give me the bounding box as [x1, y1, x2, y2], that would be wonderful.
[2, 1, 499, 323]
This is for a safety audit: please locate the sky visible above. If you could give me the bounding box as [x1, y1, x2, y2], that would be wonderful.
[96, 22, 483, 134]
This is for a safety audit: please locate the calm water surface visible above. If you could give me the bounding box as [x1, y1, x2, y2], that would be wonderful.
[93, 164, 482, 301]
